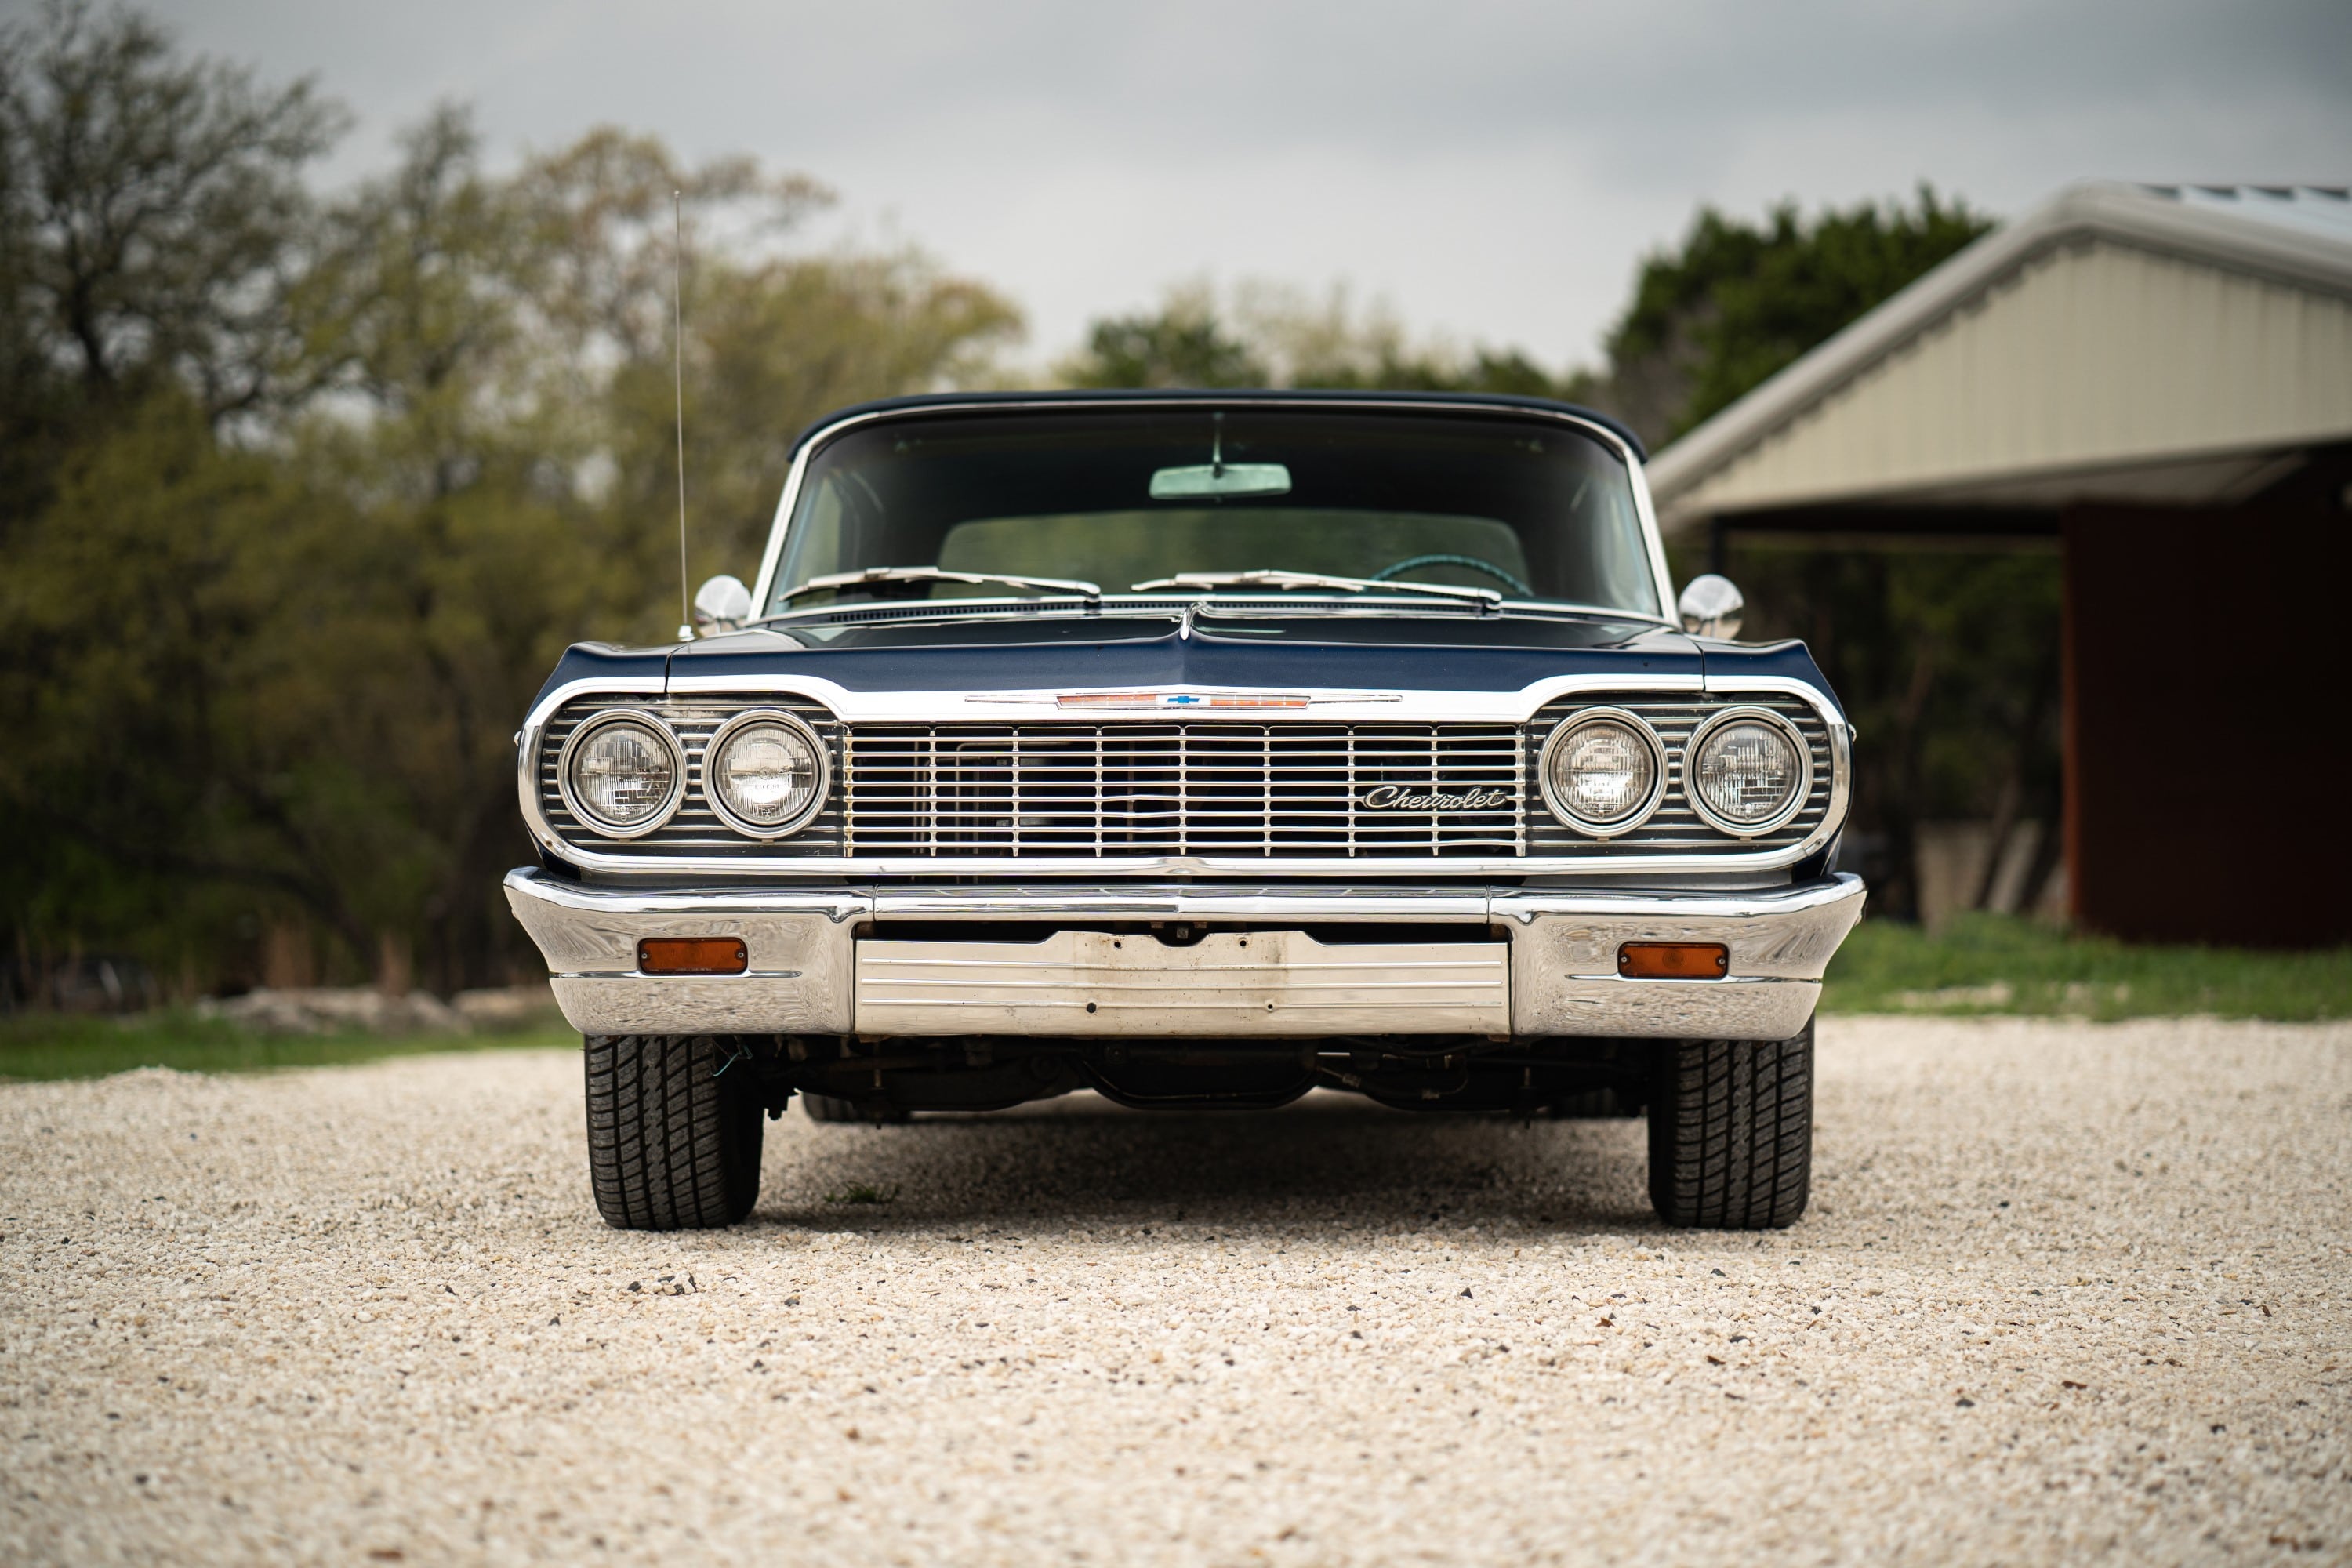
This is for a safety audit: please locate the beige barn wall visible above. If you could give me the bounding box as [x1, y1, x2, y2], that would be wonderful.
[1672, 241, 2352, 516]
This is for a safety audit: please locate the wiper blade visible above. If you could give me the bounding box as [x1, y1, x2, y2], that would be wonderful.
[766, 565, 1102, 611]
[1129, 569, 1501, 605]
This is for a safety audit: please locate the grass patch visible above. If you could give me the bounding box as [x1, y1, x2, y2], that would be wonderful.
[0, 1008, 575, 1082]
[823, 1182, 900, 1206]
[1821, 913, 2352, 1022]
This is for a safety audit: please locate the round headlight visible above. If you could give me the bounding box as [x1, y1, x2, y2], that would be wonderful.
[705, 710, 827, 837]
[1541, 710, 1664, 834]
[560, 713, 684, 837]
[1688, 708, 1810, 836]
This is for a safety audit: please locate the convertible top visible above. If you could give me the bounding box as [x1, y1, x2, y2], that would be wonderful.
[785, 388, 1648, 465]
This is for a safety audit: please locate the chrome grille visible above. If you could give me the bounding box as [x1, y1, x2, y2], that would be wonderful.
[534, 691, 1836, 864]
[841, 724, 1524, 857]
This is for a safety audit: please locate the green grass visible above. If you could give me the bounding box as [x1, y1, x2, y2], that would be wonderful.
[1821, 913, 2352, 1022]
[0, 1008, 575, 1082]
[823, 1183, 901, 1206]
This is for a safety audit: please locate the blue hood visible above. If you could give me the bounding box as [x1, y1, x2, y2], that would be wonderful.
[535, 608, 1838, 713]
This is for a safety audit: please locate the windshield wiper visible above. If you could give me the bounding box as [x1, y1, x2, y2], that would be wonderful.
[1129, 569, 1501, 606]
[765, 565, 1102, 612]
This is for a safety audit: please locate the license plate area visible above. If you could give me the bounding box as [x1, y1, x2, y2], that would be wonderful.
[853, 929, 1509, 1036]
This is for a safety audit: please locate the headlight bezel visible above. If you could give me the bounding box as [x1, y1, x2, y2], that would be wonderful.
[1538, 707, 1668, 837]
[702, 708, 831, 839]
[1686, 705, 1813, 838]
[556, 709, 688, 838]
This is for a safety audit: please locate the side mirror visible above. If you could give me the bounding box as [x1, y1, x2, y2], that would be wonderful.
[1677, 574, 1745, 640]
[692, 574, 753, 637]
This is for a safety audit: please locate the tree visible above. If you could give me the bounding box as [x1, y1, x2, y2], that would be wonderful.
[1064, 285, 1267, 388]
[0, 7, 1027, 1000]
[1595, 187, 1991, 448]
[0, 0, 344, 424]
[1061, 279, 1588, 399]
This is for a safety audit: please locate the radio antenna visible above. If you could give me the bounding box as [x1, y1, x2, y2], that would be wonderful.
[673, 189, 692, 642]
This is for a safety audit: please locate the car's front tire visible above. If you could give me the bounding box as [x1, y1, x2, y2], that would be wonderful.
[1646, 1018, 1813, 1229]
[584, 1034, 763, 1230]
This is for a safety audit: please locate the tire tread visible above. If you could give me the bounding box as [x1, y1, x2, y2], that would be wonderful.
[1647, 1021, 1813, 1229]
[583, 1035, 761, 1230]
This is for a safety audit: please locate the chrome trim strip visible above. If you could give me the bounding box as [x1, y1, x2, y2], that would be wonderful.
[1535, 706, 1669, 838]
[1682, 705, 1814, 839]
[553, 708, 688, 840]
[505, 866, 1862, 928]
[746, 394, 1679, 626]
[699, 708, 832, 840]
[657, 669, 1709, 724]
[964, 686, 1403, 710]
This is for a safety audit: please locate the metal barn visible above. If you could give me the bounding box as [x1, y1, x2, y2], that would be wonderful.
[1649, 183, 2352, 946]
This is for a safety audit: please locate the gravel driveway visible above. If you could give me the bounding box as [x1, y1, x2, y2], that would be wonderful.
[3, 1016, 2347, 1566]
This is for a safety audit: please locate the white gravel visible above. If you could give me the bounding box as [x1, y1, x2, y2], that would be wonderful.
[3, 1016, 2347, 1566]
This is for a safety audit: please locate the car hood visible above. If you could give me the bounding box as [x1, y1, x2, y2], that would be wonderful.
[535, 608, 1835, 710]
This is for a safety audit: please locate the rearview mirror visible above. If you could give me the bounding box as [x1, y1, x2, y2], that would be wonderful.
[1149, 461, 1292, 501]
[692, 574, 753, 637]
[1677, 574, 1745, 639]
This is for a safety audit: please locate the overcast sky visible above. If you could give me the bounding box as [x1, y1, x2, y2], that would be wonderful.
[114, 0, 2352, 371]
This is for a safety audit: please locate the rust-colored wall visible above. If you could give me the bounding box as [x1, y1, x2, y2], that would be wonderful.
[2063, 481, 2352, 946]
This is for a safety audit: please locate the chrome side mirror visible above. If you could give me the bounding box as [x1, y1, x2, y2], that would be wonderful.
[692, 574, 753, 637]
[1677, 574, 1745, 640]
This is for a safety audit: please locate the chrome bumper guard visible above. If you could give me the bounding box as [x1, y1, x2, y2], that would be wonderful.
[503, 869, 1865, 1042]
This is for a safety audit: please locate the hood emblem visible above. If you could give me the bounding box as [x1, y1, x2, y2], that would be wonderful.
[1360, 784, 1512, 812]
[966, 688, 1400, 710]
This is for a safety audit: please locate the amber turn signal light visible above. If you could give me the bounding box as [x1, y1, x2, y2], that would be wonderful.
[1617, 942, 1729, 980]
[637, 938, 748, 975]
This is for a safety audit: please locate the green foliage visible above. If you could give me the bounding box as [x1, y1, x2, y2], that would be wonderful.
[0, 1009, 571, 1081]
[1061, 281, 1590, 400]
[1066, 300, 1268, 388]
[0, 0, 344, 424]
[823, 1183, 901, 1204]
[1601, 186, 1991, 448]
[0, 6, 1022, 1000]
[1822, 915, 2352, 1022]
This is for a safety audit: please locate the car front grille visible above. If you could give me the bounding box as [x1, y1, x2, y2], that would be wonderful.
[841, 723, 1524, 857]
[534, 693, 1834, 864]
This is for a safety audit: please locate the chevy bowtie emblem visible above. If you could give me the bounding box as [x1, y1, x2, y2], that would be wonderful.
[1360, 785, 1512, 811]
[1059, 690, 1305, 710]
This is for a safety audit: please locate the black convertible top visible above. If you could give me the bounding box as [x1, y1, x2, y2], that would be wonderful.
[786, 387, 1648, 465]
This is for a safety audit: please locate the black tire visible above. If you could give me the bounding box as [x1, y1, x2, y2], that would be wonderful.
[801, 1092, 911, 1124]
[1646, 1018, 1813, 1229]
[584, 1035, 763, 1230]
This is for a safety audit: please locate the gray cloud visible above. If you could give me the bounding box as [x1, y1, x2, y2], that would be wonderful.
[115, 0, 2352, 364]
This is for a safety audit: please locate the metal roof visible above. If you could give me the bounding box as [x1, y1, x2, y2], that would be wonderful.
[1647, 181, 2352, 525]
[2146, 183, 2352, 246]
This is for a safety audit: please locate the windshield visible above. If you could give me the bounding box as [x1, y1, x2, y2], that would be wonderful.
[764, 405, 1660, 617]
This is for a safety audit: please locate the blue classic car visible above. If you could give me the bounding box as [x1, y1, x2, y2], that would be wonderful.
[503, 391, 1864, 1232]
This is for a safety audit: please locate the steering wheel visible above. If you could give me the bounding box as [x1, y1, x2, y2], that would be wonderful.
[1371, 554, 1533, 597]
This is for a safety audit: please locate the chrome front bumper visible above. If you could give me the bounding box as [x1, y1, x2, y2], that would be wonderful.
[503, 869, 1865, 1041]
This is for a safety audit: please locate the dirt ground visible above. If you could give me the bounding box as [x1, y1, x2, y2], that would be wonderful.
[2, 1015, 2347, 1566]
